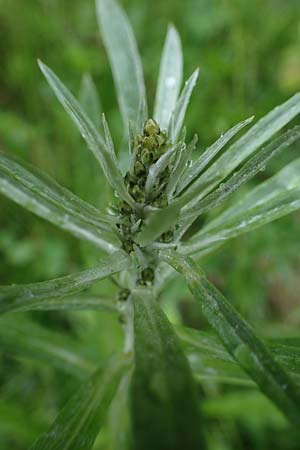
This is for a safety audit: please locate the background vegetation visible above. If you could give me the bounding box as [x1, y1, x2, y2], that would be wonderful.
[0, 0, 300, 448]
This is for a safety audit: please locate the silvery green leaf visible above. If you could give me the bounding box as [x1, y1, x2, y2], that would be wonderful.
[177, 116, 254, 194]
[29, 355, 130, 450]
[38, 60, 136, 208]
[178, 326, 300, 385]
[79, 73, 102, 129]
[0, 251, 131, 313]
[135, 202, 181, 247]
[0, 294, 118, 313]
[0, 151, 119, 253]
[181, 92, 300, 206]
[169, 69, 199, 143]
[167, 134, 198, 199]
[96, 0, 147, 128]
[0, 316, 96, 378]
[154, 25, 183, 131]
[180, 125, 300, 224]
[145, 142, 180, 194]
[130, 288, 205, 450]
[162, 250, 300, 426]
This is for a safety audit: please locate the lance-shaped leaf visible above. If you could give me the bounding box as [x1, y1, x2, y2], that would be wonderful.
[79, 73, 102, 129]
[182, 158, 300, 254]
[178, 326, 300, 386]
[154, 25, 182, 131]
[130, 288, 205, 450]
[179, 125, 300, 226]
[166, 134, 198, 200]
[137, 121, 300, 246]
[0, 316, 96, 378]
[169, 69, 199, 143]
[176, 115, 254, 194]
[0, 250, 131, 313]
[180, 92, 300, 206]
[162, 250, 300, 427]
[29, 355, 130, 450]
[145, 142, 180, 194]
[96, 0, 147, 128]
[0, 151, 119, 253]
[38, 60, 136, 208]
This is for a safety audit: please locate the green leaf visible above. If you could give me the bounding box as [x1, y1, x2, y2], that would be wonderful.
[154, 25, 182, 131]
[162, 250, 300, 426]
[130, 288, 205, 450]
[166, 134, 198, 200]
[179, 125, 300, 224]
[145, 142, 181, 194]
[169, 69, 199, 143]
[96, 0, 147, 128]
[180, 92, 300, 205]
[38, 60, 136, 208]
[182, 158, 300, 254]
[176, 115, 254, 194]
[178, 326, 300, 386]
[0, 316, 96, 378]
[29, 355, 130, 450]
[79, 73, 102, 129]
[0, 250, 131, 313]
[0, 151, 119, 253]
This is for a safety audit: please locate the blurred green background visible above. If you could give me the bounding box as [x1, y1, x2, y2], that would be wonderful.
[0, 0, 300, 449]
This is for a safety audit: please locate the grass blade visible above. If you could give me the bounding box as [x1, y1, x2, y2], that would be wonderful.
[0, 251, 131, 313]
[162, 250, 300, 426]
[130, 288, 205, 450]
[38, 60, 136, 208]
[0, 151, 119, 253]
[96, 0, 147, 128]
[29, 355, 130, 450]
[169, 69, 199, 143]
[177, 116, 254, 194]
[154, 25, 182, 131]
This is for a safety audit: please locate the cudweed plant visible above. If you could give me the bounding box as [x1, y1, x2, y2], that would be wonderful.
[1, 0, 300, 448]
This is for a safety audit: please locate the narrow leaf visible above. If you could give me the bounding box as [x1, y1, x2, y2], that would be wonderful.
[154, 25, 183, 131]
[0, 151, 119, 253]
[38, 60, 136, 208]
[162, 250, 300, 426]
[0, 316, 96, 378]
[167, 134, 198, 199]
[169, 69, 199, 143]
[29, 355, 130, 450]
[130, 288, 205, 450]
[180, 125, 300, 223]
[79, 73, 102, 129]
[177, 115, 254, 194]
[145, 142, 180, 194]
[180, 92, 300, 205]
[0, 251, 131, 313]
[96, 0, 147, 128]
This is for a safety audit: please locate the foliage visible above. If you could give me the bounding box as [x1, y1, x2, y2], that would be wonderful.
[1, 0, 300, 449]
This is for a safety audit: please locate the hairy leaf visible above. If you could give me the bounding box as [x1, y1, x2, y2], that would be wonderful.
[154, 25, 182, 131]
[162, 251, 300, 426]
[169, 69, 199, 143]
[38, 60, 136, 208]
[96, 0, 147, 128]
[0, 251, 131, 313]
[29, 355, 130, 450]
[79, 73, 102, 129]
[0, 151, 119, 253]
[130, 288, 205, 450]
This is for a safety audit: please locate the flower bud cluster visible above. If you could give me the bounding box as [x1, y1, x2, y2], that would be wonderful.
[116, 119, 175, 288]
